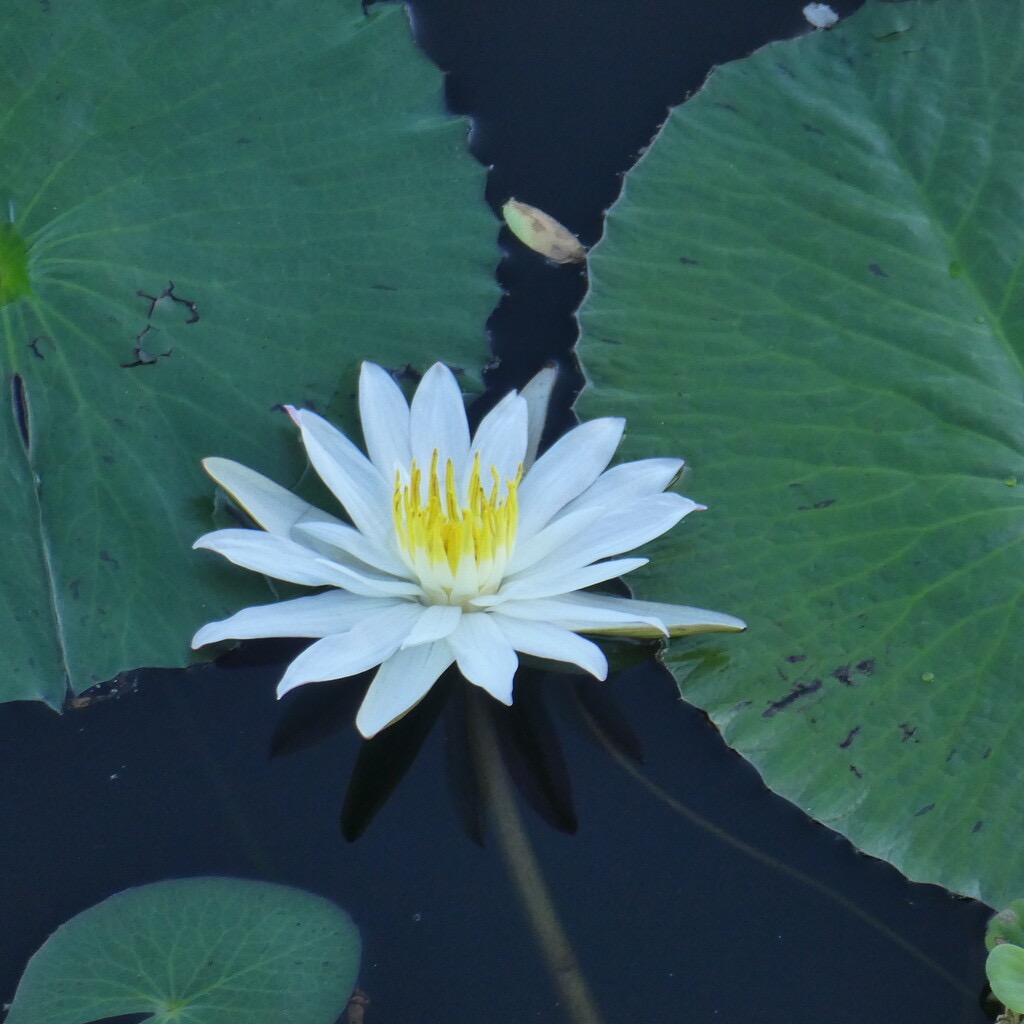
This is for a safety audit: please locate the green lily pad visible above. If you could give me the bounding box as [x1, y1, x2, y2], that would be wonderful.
[0, 0, 496, 706]
[578, 0, 1024, 905]
[5, 877, 361, 1024]
[988, 943, 1024, 1015]
[988, 902, 1024, 953]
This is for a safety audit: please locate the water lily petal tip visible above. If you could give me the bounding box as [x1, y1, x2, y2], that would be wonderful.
[717, 615, 747, 632]
[360, 360, 387, 383]
[684, 609, 745, 633]
[355, 713, 383, 739]
[282, 404, 302, 427]
[191, 622, 217, 649]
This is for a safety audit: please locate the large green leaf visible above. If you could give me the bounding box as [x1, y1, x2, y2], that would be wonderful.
[5, 877, 360, 1024]
[0, 0, 496, 705]
[578, 0, 1024, 905]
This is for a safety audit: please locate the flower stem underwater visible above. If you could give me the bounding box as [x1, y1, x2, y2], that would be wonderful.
[467, 690, 608, 1024]
[577, 700, 975, 1001]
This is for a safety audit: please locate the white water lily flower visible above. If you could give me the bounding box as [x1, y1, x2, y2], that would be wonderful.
[192, 362, 745, 738]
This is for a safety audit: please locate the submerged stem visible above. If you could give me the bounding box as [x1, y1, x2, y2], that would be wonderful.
[467, 691, 608, 1024]
[578, 695, 975, 1001]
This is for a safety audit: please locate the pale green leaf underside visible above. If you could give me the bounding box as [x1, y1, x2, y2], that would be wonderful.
[5, 877, 360, 1024]
[0, 0, 496, 704]
[579, 0, 1024, 905]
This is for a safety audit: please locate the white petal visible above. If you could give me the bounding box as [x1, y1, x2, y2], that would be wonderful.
[202, 457, 339, 537]
[192, 591, 405, 647]
[488, 593, 667, 633]
[466, 391, 528, 489]
[313, 559, 424, 598]
[519, 363, 557, 471]
[575, 594, 747, 636]
[508, 465, 690, 577]
[512, 493, 699, 581]
[481, 557, 648, 605]
[355, 641, 455, 738]
[448, 612, 518, 704]
[491, 614, 608, 679]
[559, 458, 684, 519]
[289, 407, 392, 543]
[400, 603, 462, 648]
[294, 520, 411, 579]
[516, 417, 625, 541]
[506, 504, 606, 576]
[276, 602, 426, 695]
[359, 362, 411, 478]
[410, 363, 470, 478]
[195, 528, 347, 587]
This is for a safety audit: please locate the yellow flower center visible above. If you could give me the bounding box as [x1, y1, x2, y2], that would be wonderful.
[393, 449, 522, 604]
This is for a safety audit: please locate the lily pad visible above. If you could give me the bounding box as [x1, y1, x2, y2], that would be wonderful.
[988, 943, 1024, 1015]
[578, 0, 1024, 905]
[5, 877, 361, 1024]
[0, 0, 496, 706]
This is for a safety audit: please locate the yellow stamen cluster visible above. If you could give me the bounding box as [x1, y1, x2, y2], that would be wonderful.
[393, 450, 521, 602]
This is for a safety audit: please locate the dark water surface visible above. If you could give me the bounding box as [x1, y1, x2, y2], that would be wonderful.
[0, 1, 994, 1022]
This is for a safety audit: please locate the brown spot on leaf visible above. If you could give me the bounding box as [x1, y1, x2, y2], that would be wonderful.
[763, 678, 822, 718]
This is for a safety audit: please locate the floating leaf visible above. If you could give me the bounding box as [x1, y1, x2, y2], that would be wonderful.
[989, 903, 1024, 952]
[578, 0, 1024, 904]
[5, 877, 361, 1024]
[988, 944, 1024, 1015]
[0, 0, 496, 705]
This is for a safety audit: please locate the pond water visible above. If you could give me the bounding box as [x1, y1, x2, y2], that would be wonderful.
[0, 0, 996, 1021]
